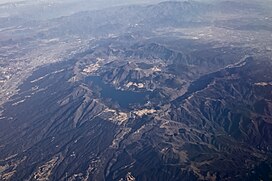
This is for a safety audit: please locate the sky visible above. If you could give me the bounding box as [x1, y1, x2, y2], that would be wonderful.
[0, 0, 164, 5]
[0, 0, 24, 3]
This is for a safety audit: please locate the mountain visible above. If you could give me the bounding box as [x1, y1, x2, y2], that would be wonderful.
[1, 36, 272, 180]
[0, 1, 272, 181]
